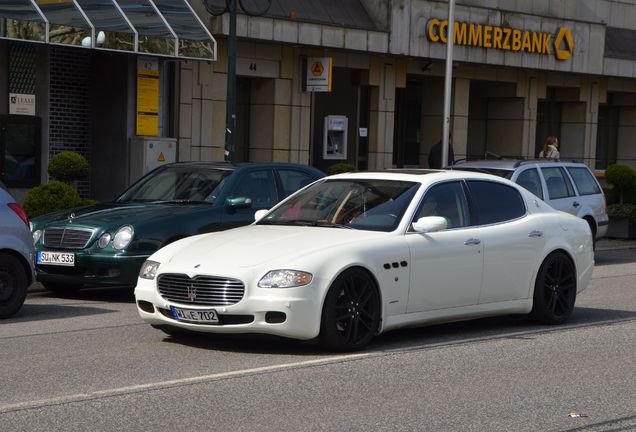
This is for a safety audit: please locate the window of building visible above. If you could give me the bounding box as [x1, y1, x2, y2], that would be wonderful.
[0, 115, 41, 187]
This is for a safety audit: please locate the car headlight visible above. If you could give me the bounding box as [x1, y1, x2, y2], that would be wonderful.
[112, 225, 133, 250]
[97, 232, 112, 248]
[258, 270, 313, 288]
[139, 260, 160, 280]
[32, 229, 42, 245]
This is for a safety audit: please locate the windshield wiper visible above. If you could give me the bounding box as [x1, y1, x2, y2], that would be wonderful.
[260, 219, 352, 229]
[152, 199, 210, 204]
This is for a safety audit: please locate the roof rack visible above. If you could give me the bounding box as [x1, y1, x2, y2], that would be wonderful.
[513, 158, 580, 167]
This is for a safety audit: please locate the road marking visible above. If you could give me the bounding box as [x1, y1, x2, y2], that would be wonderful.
[0, 353, 371, 414]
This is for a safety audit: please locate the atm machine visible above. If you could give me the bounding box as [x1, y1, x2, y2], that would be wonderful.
[323, 115, 348, 160]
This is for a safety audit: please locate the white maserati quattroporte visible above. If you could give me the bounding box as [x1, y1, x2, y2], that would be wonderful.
[134, 170, 594, 351]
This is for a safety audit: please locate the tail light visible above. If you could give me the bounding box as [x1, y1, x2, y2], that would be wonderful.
[8, 203, 29, 226]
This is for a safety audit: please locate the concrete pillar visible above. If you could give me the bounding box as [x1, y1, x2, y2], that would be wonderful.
[368, 60, 396, 170]
[420, 77, 444, 167]
[288, 47, 312, 164]
[451, 78, 470, 161]
[519, 74, 539, 158]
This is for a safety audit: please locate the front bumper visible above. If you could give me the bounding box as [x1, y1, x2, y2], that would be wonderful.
[134, 277, 323, 341]
[36, 252, 148, 287]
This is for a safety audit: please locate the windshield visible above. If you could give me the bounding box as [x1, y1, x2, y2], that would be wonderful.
[258, 179, 419, 232]
[116, 165, 232, 203]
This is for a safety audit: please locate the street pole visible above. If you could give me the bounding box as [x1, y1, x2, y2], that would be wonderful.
[441, 0, 455, 168]
[225, 0, 237, 162]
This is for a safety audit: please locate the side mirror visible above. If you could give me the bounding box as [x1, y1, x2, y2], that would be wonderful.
[412, 216, 447, 233]
[226, 196, 252, 209]
[254, 209, 269, 221]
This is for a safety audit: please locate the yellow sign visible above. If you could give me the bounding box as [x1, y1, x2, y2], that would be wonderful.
[426, 18, 574, 61]
[311, 62, 324, 77]
[158, 152, 166, 162]
[136, 60, 160, 136]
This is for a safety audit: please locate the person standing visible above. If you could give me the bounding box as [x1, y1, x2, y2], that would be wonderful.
[539, 136, 560, 159]
[428, 135, 455, 169]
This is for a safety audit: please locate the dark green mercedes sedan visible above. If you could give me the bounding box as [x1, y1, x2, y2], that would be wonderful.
[30, 162, 324, 293]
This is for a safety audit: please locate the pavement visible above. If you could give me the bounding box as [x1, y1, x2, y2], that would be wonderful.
[596, 237, 636, 251]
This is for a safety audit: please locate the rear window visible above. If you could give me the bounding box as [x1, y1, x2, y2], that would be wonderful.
[567, 167, 601, 196]
[466, 180, 526, 225]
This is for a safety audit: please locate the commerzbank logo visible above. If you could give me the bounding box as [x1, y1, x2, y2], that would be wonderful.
[426, 19, 574, 61]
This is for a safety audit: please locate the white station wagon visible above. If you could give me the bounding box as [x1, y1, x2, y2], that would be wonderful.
[134, 170, 594, 351]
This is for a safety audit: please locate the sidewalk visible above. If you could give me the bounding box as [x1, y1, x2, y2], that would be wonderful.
[596, 237, 636, 251]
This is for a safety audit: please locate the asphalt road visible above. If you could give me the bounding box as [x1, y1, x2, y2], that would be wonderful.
[1, 248, 635, 432]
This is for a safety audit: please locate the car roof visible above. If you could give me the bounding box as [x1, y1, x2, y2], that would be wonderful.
[326, 169, 511, 184]
[451, 158, 588, 170]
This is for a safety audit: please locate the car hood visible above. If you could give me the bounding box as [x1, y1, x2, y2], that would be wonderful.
[32, 202, 211, 228]
[161, 225, 383, 271]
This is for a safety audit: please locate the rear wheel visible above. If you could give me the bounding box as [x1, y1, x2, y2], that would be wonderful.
[585, 218, 597, 250]
[42, 282, 83, 295]
[530, 251, 577, 324]
[0, 253, 28, 319]
[320, 268, 380, 351]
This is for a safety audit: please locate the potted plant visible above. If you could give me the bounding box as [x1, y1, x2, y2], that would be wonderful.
[605, 164, 636, 239]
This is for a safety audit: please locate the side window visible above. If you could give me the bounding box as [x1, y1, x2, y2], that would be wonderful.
[515, 168, 543, 199]
[566, 167, 601, 196]
[230, 170, 277, 208]
[541, 167, 576, 200]
[467, 180, 526, 225]
[415, 181, 470, 229]
[278, 169, 316, 197]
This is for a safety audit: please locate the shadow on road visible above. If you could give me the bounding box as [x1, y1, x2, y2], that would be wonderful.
[154, 306, 636, 355]
[595, 248, 636, 265]
[5, 302, 115, 323]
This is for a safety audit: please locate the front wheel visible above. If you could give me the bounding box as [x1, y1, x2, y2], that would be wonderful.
[320, 268, 380, 351]
[530, 251, 577, 324]
[0, 253, 28, 319]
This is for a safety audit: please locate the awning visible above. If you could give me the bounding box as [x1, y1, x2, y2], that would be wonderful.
[0, 0, 216, 61]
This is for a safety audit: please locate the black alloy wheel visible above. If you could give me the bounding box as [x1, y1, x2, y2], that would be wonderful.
[320, 268, 380, 351]
[530, 251, 577, 324]
[0, 253, 28, 319]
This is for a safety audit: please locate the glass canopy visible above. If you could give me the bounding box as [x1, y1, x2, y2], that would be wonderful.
[0, 0, 216, 60]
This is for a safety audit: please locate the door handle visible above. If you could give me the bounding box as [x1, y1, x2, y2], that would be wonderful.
[464, 238, 481, 245]
[528, 230, 543, 238]
[573, 201, 580, 207]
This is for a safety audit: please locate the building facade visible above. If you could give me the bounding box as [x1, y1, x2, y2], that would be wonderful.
[2, 0, 636, 202]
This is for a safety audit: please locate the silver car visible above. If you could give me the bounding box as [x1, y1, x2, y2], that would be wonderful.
[0, 181, 35, 318]
[452, 159, 609, 243]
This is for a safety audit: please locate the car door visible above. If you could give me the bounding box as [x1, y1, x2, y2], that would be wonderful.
[540, 166, 579, 216]
[465, 180, 546, 303]
[221, 169, 278, 228]
[406, 181, 483, 313]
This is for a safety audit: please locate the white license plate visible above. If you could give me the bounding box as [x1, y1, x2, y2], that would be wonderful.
[37, 251, 75, 267]
[170, 306, 219, 323]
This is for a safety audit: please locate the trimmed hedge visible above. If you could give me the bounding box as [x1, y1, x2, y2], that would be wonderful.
[23, 181, 84, 218]
[48, 151, 90, 184]
[327, 163, 356, 175]
[605, 164, 636, 204]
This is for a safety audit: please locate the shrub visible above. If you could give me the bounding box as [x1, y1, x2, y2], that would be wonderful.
[23, 181, 84, 218]
[608, 203, 636, 223]
[48, 151, 90, 184]
[327, 163, 356, 175]
[604, 164, 636, 204]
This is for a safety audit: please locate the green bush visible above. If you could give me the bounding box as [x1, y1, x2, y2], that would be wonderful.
[608, 203, 636, 223]
[48, 151, 90, 184]
[327, 163, 356, 175]
[23, 181, 84, 218]
[604, 164, 636, 204]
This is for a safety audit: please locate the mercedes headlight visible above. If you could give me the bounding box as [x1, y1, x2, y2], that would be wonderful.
[139, 260, 160, 280]
[97, 232, 112, 248]
[258, 270, 313, 288]
[32, 229, 42, 245]
[112, 225, 134, 250]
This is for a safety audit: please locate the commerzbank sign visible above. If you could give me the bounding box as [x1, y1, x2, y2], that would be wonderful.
[426, 18, 574, 60]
